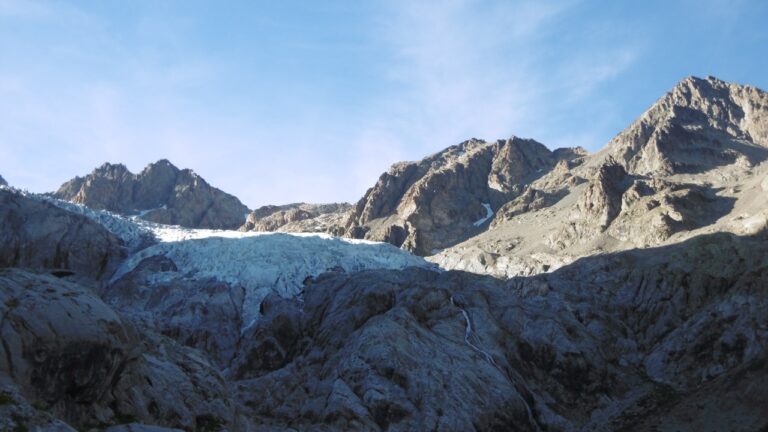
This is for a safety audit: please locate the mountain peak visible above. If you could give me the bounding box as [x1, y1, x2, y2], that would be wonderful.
[602, 76, 768, 176]
[54, 161, 249, 229]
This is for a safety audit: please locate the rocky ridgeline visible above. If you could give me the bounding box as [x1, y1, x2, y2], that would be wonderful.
[343, 137, 587, 255]
[240, 202, 352, 235]
[431, 76, 768, 276]
[54, 159, 249, 230]
[598, 75, 768, 176]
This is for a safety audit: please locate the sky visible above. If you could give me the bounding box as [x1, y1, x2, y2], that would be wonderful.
[1, 0, 767, 207]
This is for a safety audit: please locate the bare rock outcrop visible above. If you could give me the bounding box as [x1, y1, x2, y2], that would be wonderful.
[229, 231, 768, 431]
[54, 159, 249, 229]
[240, 202, 352, 235]
[346, 137, 586, 255]
[600, 76, 768, 176]
[0, 269, 244, 431]
[0, 189, 126, 280]
[433, 76, 766, 277]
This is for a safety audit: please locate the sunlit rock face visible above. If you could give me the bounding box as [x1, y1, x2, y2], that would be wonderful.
[54, 159, 249, 230]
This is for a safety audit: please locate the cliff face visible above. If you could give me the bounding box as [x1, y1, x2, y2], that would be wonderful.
[600, 76, 768, 176]
[431, 76, 768, 277]
[345, 137, 587, 255]
[53, 159, 249, 229]
[240, 202, 352, 235]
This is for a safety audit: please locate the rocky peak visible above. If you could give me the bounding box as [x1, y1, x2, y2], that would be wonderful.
[92, 162, 133, 179]
[240, 202, 353, 234]
[0, 174, 7, 187]
[54, 159, 249, 229]
[487, 137, 553, 193]
[603, 75, 768, 176]
[346, 136, 583, 255]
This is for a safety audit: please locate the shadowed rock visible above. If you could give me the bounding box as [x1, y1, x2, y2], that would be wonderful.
[0, 189, 126, 281]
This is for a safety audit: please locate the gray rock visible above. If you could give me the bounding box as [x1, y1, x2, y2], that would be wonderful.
[0, 189, 126, 281]
[346, 137, 585, 255]
[0, 269, 245, 431]
[432, 76, 767, 277]
[53, 159, 249, 229]
[240, 202, 352, 234]
[231, 231, 768, 431]
[0, 174, 7, 187]
[600, 75, 768, 176]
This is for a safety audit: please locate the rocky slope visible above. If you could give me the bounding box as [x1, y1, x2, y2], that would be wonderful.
[431, 76, 768, 277]
[3, 192, 767, 430]
[240, 202, 352, 235]
[0, 268, 246, 431]
[343, 137, 587, 255]
[595, 75, 768, 176]
[0, 189, 126, 281]
[54, 159, 249, 229]
[241, 231, 768, 431]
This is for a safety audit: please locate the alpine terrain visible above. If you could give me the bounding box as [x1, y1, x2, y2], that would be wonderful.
[2, 76, 768, 431]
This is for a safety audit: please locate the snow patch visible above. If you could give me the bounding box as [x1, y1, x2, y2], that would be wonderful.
[473, 203, 494, 226]
[487, 179, 505, 192]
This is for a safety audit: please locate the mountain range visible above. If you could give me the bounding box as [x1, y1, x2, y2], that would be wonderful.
[1, 76, 767, 431]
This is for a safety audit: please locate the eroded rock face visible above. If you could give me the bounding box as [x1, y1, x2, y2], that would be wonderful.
[54, 159, 249, 229]
[240, 202, 352, 235]
[0, 189, 126, 280]
[346, 137, 586, 255]
[231, 231, 768, 431]
[602, 76, 768, 176]
[0, 269, 244, 431]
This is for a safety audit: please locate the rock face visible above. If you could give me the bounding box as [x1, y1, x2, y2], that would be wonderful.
[229, 231, 768, 431]
[0, 269, 244, 431]
[345, 137, 587, 255]
[54, 159, 249, 229]
[0, 189, 126, 280]
[240, 202, 352, 235]
[432, 76, 768, 278]
[600, 75, 768, 176]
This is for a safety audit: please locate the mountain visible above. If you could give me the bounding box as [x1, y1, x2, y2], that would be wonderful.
[430, 76, 768, 277]
[0, 174, 6, 187]
[53, 159, 249, 229]
[596, 75, 768, 176]
[343, 137, 587, 255]
[2, 76, 768, 431]
[3, 186, 767, 430]
[240, 202, 352, 235]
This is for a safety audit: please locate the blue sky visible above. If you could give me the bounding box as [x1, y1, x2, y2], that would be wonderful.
[1, 0, 767, 207]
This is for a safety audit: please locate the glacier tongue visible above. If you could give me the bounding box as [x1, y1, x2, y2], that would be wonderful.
[113, 227, 435, 328]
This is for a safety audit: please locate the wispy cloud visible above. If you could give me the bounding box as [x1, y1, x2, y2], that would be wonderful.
[346, 0, 639, 192]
